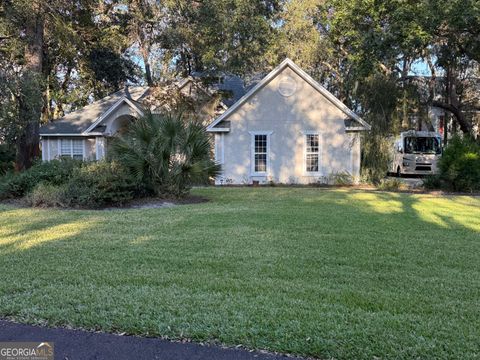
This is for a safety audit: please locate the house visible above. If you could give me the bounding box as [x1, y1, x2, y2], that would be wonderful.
[206, 58, 370, 185]
[40, 58, 370, 184]
[39, 80, 221, 161]
[39, 86, 149, 161]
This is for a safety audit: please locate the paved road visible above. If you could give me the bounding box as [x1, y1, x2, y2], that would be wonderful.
[0, 320, 300, 360]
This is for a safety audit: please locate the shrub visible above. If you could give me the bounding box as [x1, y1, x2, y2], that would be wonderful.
[62, 161, 139, 208]
[0, 144, 15, 175]
[0, 158, 81, 199]
[438, 136, 480, 192]
[111, 112, 220, 198]
[377, 178, 403, 191]
[329, 172, 354, 186]
[423, 174, 442, 190]
[27, 183, 66, 208]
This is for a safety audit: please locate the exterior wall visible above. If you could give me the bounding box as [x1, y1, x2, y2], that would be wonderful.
[85, 138, 96, 160]
[95, 137, 106, 160]
[215, 66, 361, 185]
[103, 103, 139, 135]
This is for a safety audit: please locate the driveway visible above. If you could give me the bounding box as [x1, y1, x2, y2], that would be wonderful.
[0, 320, 301, 360]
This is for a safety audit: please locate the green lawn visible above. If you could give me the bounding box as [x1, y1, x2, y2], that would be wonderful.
[0, 188, 479, 359]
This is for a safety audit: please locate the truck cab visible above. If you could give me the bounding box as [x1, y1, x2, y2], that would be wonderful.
[390, 131, 442, 176]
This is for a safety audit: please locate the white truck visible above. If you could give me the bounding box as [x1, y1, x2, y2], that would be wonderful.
[390, 130, 442, 177]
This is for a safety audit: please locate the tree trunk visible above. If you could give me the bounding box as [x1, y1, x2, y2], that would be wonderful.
[15, 11, 44, 171]
[429, 65, 473, 135]
[142, 53, 153, 86]
[431, 100, 472, 134]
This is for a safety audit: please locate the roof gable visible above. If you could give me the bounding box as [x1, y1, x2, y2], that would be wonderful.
[40, 87, 148, 136]
[207, 58, 371, 132]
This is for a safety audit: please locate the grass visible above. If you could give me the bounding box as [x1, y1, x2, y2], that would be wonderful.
[0, 188, 479, 359]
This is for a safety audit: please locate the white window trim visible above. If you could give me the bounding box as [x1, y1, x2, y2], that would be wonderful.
[95, 138, 100, 161]
[58, 139, 85, 160]
[41, 140, 46, 161]
[249, 131, 273, 176]
[214, 133, 225, 165]
[302, 131, 322, 176]
[349, 133, 357, 176]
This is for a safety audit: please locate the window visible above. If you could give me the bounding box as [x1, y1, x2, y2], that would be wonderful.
[305, 134, 319, 173]
[404, 136, 441, 155]
[250, 132, 271, 174]
[59, 139, 84, 160]
[254, 134, 268, 173]
[72, 140, 84, 159]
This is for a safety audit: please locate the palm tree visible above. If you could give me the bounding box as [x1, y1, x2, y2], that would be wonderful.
[111, 112, 221, 198]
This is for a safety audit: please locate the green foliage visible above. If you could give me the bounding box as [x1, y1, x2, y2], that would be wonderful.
[0, 158, 81, 199]
[111, 112, 220, 198]
[163, 0, 280, 75]
[329, 172, 354, 186]
[26, 183, 66, 208]
[88, 48, 139, 91]
[0, 144, 15, 175]
[361, 133, 392, 185]
[438, 136, 480, 192]
[377, 178, 403, 191]
[60, 161, 138, 208]
[23, 161, 138, 209]
[422, 174, 442, 190]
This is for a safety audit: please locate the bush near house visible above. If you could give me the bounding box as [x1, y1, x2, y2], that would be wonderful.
[24, 161, 139, 209]
[0, 113, 220, 208]
[425, 136, 480, 192]
[60, 161, 139, 208]
[377, 177, 403, 191]
[0, 159, 139, 208]
[111, 112, 221, 198]
[0, 158, 82, 199]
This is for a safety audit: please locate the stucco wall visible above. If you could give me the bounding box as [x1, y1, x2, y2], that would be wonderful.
[103, 102, 139, 135]
[216, 66, 361, 185]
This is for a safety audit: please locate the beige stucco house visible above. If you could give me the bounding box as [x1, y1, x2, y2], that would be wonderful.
[207, 58, 371, 185]
[39, 80, 216, 161]
[39, 86, 149, 162]
[40, 58, 370, 185]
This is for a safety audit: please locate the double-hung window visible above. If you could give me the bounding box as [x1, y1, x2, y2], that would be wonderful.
[251, 132, 271, 174]
[60, 139, 84, 160]
[305, 133, 320, 173]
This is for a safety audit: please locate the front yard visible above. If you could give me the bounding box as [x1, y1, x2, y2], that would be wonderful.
[0, 188, 479, 359]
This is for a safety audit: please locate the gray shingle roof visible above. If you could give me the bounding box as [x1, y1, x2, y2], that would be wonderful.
[40, 86, 149, 135]
[190, 73, 260, 107]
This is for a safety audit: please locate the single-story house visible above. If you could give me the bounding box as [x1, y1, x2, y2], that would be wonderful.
[39, 86, 149, 161]
[40, 58, 370, 184]
[207, 58, 370, 184]
[39, 79, 217, 161]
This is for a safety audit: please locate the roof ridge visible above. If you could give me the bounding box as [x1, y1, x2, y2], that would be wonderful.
[207, 58, 371, 132]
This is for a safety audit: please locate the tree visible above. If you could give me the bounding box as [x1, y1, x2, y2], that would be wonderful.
[111, 112, 220, 197]
[0, 0, 140, 170]
[162, 0, 280, 76]
[125, 0, 167, 86]
[0, 0, 45, 171]
[422, 0, 480, 134]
